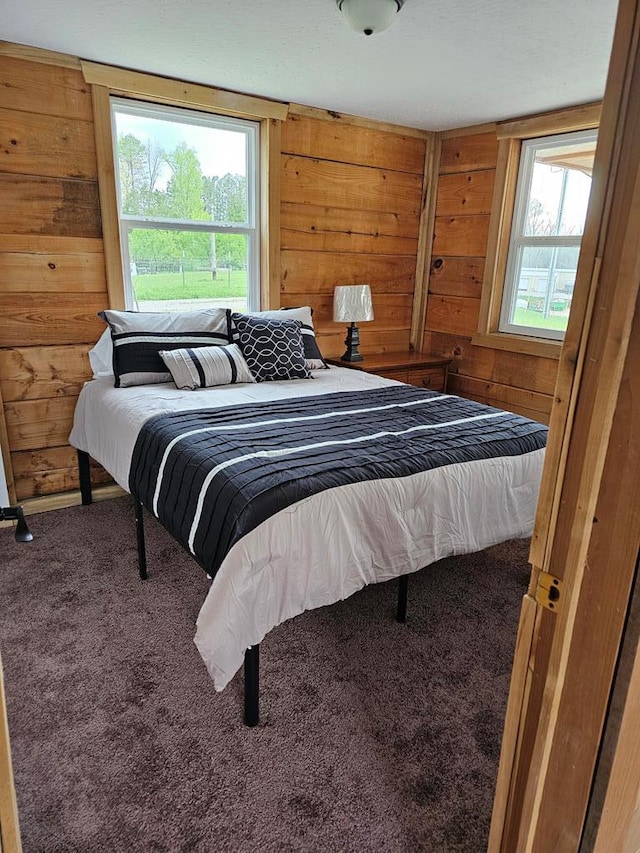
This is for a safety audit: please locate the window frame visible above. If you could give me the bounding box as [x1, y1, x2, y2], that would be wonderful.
[82, 61, 288, 313]
[473, 103, 601, 359]
[110, 97, 261, 311]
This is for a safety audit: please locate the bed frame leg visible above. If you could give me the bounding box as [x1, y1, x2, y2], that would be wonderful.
[134, 499, 148, 581]
[77, 450, 93, 506]
[397, 575, 409, 623]
[244, 645, 260, 727]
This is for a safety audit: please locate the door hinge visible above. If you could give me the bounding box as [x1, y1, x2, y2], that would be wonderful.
[535, 571, 563, 613]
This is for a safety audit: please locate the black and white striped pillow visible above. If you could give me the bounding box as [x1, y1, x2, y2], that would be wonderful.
[160, 343, 255, 390]
[98, 309, 231, 387]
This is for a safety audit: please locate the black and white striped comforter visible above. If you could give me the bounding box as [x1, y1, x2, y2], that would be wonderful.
[129, 386, 548, 578]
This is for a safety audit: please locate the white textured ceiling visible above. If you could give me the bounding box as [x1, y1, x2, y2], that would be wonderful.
[3, 0, 619, 130]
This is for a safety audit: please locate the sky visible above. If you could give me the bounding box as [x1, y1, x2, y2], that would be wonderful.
[113, 105, 249, 185]
[530, 164, 592, 235]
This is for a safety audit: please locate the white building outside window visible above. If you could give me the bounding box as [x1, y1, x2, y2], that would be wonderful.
[500, 128, 598, 340]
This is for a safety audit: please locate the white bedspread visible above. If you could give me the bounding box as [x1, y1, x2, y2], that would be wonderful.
[70, 368, 544, 690]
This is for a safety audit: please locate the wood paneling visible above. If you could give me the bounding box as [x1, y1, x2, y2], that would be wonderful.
[429, 257, 485, 298]
[281, 202, 419, 255]
[0, 250, 106, 293]
[281, 113, 426, 173]
[0, 56, 104, 498]
[447, 374, 551, 423]
[0, 56, 93, 121]
[281, 155, 422, 214]
[280, 113, 425, 360]
[432, 214, 491, 257]
[282, 291, 413, 329]
[435, 170, 495, 216]
[0, 294, 106, 347]
[422, 125, 560, 415]
[440, 132, 500, 174]
[422, 331, 558, 395]
[317, 328, 411, 357]
[425, 294, 481, 337]
[0, 108, 97, 180]
[0, 235, 104, 254]
[281, 250, 415, 294]
[0, 174, 101, 237]
[0, 345, 92, 401]
[288, 102, 429, 140]
[4, 397, 78, 451]
[12, 446, 111, 500]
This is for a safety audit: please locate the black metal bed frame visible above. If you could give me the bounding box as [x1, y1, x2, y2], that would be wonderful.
[0, 503, 33, 542]
[78, 449, 410, 727]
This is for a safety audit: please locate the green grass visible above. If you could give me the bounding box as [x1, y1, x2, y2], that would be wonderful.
[513, 307, 568, 331]
[133, 269, 247, 301]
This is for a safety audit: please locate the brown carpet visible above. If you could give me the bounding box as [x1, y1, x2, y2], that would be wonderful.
[0, 496, 529, 852]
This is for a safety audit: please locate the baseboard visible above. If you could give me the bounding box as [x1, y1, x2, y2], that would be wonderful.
[0, 484, 127, 528]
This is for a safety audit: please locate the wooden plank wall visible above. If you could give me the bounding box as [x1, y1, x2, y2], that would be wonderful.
[0, 56, 110, 500]
[0, 53, 428, 500]
[421, 131, 558, 423]
[280, 112, 426, 356]
[0, 48, 562, 502]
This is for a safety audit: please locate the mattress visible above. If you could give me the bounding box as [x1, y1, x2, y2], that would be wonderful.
[70, 367, 545, 690]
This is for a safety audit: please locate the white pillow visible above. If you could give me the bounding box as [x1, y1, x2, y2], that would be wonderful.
[88, 328, 114, 378]
[160, 343, 255, 390]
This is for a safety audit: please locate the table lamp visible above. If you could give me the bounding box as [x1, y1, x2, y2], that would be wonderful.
[333, 284, 374, 362]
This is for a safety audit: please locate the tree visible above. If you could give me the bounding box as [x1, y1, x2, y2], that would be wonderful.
[162, 143, 210, 267]
[117, 134, 164, 216]
[202, 173, 247, 223]
[117, 133, 249, 279]
[201, 173, 247, 280]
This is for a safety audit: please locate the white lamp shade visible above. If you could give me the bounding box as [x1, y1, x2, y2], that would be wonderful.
[338, 0, 401, 35]
[333, 284, 374, 323]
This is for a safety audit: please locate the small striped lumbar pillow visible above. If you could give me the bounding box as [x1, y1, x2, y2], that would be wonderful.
[160, 343, 255, 390]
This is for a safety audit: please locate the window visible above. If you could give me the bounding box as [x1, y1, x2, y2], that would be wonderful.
[111, 98, 260, 312]
[500, 129, 597, 340]
[474, 104, 600, 358]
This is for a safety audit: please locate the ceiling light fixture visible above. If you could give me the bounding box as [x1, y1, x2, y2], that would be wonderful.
[337, 0, 404, 36]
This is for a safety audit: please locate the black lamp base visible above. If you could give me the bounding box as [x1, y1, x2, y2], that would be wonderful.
[340, 322, 364, 362]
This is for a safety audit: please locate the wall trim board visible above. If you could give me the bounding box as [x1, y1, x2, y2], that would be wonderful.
[262, 118, 281, 309]
[90, 85, 125, 310]
[0, 484, 127, 523]
[412, 132, 441, 349]
[440, 121, 497, 139]
[497, 101, 602, 139]
[288, 102, 431, 139]
[0, 649, 22, 853]
[0, 380, 17, 505]
[0, 40, 80, 69]
[81, 61, 289, 121]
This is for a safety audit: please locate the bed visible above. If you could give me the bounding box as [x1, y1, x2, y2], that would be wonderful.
[69, 307, 547, 725]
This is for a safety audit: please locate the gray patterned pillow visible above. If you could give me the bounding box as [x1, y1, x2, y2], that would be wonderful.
[229, 306, 327, 370]
[160, 343, 255, 390]
[231, 313, 311, 382]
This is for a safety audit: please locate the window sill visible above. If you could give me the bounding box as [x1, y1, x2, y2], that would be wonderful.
[471, 331, 562, 359]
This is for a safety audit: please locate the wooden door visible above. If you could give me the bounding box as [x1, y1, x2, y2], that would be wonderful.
[0, 652, 22, 853]
[488, 0, 640, 848]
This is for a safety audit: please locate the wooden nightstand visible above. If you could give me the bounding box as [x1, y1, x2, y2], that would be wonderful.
[327, 351, 451, 392]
